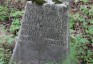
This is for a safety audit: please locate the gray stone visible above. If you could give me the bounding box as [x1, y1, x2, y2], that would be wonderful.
[10, 1, 69, 64]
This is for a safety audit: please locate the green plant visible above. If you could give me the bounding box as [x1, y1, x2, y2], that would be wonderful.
[10, 10, 24, 18]
[0, 34, 14, 64]
[70, 0, 93, 64]
[10, 19, 21, 34]
[0, 48, 4, 64]
[0, 6, 10, 21]
[0, 25, 14, 64]
[1, 35, 14, 44]
[75, 0, 88, 3]
[9, 10, 23, 35]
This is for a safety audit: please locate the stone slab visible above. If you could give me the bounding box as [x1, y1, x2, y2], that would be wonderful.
[10, 1, 69, 64]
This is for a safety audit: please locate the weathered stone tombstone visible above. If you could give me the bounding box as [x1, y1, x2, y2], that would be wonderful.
[10, 0, 70, 64]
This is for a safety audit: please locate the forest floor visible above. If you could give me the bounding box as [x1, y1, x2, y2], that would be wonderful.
[0, 0, 93, 64]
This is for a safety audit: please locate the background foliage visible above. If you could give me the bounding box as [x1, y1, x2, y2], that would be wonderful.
[0, 0, 93, 64]
[70, 0, 93, 64]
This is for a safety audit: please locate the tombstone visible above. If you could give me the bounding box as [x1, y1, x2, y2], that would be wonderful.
[10, 0, 70, 64]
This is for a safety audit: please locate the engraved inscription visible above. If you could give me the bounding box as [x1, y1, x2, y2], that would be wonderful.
[10, 3, 69, 64]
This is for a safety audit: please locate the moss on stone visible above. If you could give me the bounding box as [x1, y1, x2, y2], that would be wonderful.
[27, 0, 63, 5]
[52, 0, 62, 4]
[27, 0, 46, 5]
